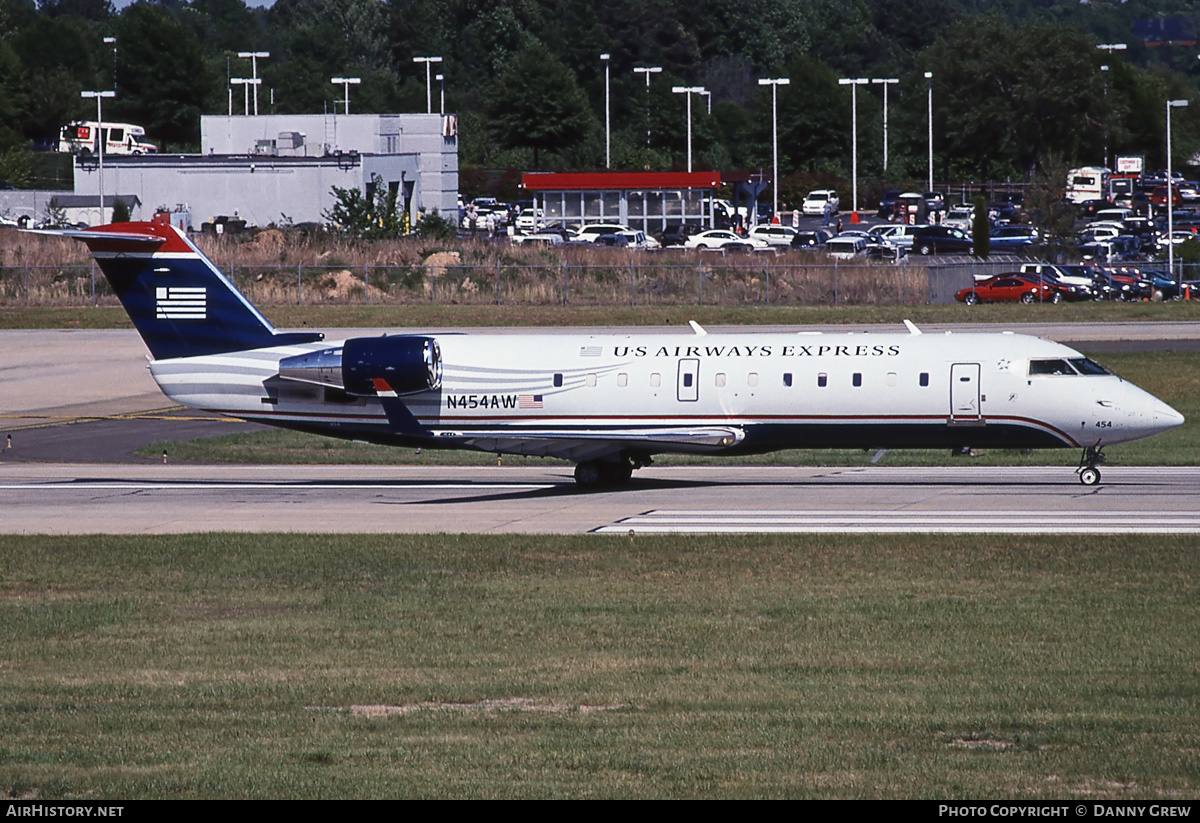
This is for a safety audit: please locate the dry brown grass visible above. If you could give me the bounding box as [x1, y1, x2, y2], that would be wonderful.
[0, 227, 931, 308]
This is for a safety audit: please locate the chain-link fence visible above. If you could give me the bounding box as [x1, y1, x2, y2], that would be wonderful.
[6, 256, 1198, 309]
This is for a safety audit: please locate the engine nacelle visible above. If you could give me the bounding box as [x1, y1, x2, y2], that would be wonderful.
[278, 336, 442, 396]
[343, 335, 442, 396]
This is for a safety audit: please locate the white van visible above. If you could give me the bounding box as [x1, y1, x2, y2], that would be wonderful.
[59, 121, 157, 156]
[1066, 166, 1107, 204]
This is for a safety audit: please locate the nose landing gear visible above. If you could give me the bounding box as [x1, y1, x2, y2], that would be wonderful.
[1077, 445, 1106, 486]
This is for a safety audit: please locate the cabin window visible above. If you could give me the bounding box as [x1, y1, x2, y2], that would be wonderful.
[852, 373, 862, 387]
[553, 373, 563, 387]
[715, 373, 726, 387]
[817, 373, 828, 388]
[920, 372, 929, 387]
[617, 373, 628, 387]
[747, 373, 759, 387]
[682, 373, 693, 388]
[886, 372, 897, 387]
[783, 373, 793, 387]
[650, 373, 661, 387]
[586, 374, 597, 387]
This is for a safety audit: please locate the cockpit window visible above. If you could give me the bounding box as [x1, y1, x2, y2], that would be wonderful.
[1028, 359, 1074, 375]
[1069, 358, 1109, 375]
[1028, 358, 1110, 376]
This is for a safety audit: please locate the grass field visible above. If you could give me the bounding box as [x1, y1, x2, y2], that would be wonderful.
[139, 349, 1200, 468]
[1, 533, 1197, 799]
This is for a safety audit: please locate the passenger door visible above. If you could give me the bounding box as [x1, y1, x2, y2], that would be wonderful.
[950, 363, 981, 422]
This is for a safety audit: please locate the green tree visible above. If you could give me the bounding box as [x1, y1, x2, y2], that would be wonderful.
[485, 42, 595, 169]
[323, 174, 401, 240]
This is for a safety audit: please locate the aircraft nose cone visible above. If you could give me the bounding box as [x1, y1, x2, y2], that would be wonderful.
[1152, 402, 1185, 432]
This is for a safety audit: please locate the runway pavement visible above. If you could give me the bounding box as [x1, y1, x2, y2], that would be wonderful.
[1, 464, 1197, 535]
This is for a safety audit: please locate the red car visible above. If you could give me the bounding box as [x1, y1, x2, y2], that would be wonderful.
[957, 275, 1061, 305]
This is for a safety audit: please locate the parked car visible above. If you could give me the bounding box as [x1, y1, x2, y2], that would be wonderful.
[683, 229, 768, 250]
[912, 225, 974, 256]
[824, 236, 868, 259]
[802, 189, 840, 217]
[791, 229, 832, 249]
[658, 224, 700, 247]
[956, 275, 1060, 305]
[869, 223, 923, 250]
[1149, 186, 1184, 208]
[877, 189, 903, 218]
[573, 223, 634, 242]
[989, 225, 1039, 250]
[748, 224, 799, 246]
[943, 206, 974, 231]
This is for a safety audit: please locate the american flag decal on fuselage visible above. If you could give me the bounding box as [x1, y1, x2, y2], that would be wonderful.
[156, 286, 206, 320]
[518, 394, 543, 409]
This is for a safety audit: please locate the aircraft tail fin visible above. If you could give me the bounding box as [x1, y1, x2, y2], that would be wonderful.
[37, 222, 323, 360]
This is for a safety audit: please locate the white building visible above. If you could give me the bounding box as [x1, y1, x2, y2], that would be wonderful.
[72, 113, 458, 231]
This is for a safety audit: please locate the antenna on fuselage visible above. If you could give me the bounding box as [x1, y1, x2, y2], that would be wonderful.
[689, 321, 708, 336]
[903, 319, 922, 335]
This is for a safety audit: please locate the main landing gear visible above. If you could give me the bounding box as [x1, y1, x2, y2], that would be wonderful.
[573, 456, 643, 487]
[1077, 445, 1106, 486]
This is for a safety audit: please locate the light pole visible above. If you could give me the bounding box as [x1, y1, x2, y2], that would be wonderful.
[436, 73, 444, 115]
[758, 77, 790, 218]
[633, 66, 662, 150]
[1096, 44, 1125, 169]
[103, 37, 116, 92]
[870, 78, 898, 174]
[699, 88, 711, 114]
[671, 86, 705, 173]
[230, 78, 258, 116]
[237, 51, 269, 115]
[413, 56, 442, 114]
[1101, 64, 1110, 168]
[600, 54, 611, 168]
[925, 72, 933, 194]
[1167, 98, 1188, 277]
[81, 90, 115, 225]
[838, 77, 869, 216]
[330, 76, 361, 115]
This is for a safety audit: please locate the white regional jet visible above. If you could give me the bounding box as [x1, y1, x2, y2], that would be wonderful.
[45, 222, 1183, 486]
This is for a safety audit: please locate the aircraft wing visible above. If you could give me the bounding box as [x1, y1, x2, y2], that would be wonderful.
[436, 426, 745, 463]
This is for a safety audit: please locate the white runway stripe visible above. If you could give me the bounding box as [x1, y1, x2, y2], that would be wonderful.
[595, 509, 1200, 534]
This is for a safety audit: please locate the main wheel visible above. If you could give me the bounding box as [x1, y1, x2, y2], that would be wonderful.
[574, 462, 603, 486]
[1079, 467, 1101, 486]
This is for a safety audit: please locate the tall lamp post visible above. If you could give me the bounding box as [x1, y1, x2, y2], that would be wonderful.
[600, 53, 611, 168]
[103, 37, 116, 92]
[758, 77, 790, 218]
[671, 86, 705, 173]
[1167, 98, 1188, 277]
[81, 90, 115, 225]
[838, 77, 869, 216]
[1096, 44, 1125, 169]
[633, 66, 662, 150]
[413, 56, 443, 114]
[436, 73, 445, 115]
[870, 78, 898, 174]
[237, 51, 269, 115]
[925, 72, 934, 194]
[330, 76, 361, 115]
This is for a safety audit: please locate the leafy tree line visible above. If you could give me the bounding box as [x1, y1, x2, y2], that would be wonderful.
[1, 0, 1199, 195]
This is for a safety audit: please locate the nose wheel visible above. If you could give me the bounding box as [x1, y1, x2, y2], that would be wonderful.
[1077, 446, 1106, 486]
